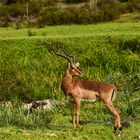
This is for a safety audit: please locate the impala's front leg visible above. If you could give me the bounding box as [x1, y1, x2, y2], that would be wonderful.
[69, 100, 76, 128]
[75, 98, 81, 126]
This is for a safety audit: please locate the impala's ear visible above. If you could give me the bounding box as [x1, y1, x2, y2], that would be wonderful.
[67, 62, 71, 69]
[75, 62, 80, 67]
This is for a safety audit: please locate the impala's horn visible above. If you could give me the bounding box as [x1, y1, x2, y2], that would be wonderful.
[62, 45, 75, 63]
[52, 45, 72, 63]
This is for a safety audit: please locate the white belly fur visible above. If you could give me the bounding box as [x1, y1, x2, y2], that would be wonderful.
[79, 88, 99, 102]
[81, 98, 99, 102]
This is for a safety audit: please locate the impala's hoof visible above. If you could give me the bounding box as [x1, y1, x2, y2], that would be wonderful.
[114, 127, 122, 136]
[73, 124, 76, 128]
[114, 127, 117, 134]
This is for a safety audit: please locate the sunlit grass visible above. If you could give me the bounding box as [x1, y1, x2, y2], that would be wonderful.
[0, 21, 140, 139]
[0, 101, 140, 140]
[0, 21, 140, 39]
[0, 115, 140, 140]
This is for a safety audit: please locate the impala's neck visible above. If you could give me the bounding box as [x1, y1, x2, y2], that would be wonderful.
[61, 69, 73, 97]
[63, 69, 73, 85]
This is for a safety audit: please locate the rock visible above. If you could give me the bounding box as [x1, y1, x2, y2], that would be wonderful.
[121, 120, 131, 128]
[23, 99, 60, 115]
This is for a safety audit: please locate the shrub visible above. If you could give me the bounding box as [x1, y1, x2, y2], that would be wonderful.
[0, 0, 139, 26]
[66, 0, 90, 3]
[27, 30, 36, 36]
[38, 6, 99, 26]
[118, 39, 140, 53]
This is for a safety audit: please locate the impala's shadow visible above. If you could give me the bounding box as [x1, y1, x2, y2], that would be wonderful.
[69, 120, 131, 127]
[48, 119, 130, 131]
[69, 120, 108, 125]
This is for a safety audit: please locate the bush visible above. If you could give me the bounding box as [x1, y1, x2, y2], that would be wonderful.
[131, 0, 140, 10]
[27, 30, 36, 36]
[38, 8, 77, 26]
[66, 0, 90, 3]
[118, 39, 140, 53]
[38, 6, 100, 26]
[0, 0, 139, 27]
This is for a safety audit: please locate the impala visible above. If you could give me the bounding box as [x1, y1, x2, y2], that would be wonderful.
[52, 45, 122, 135]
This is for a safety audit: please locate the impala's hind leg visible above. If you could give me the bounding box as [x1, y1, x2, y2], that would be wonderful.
[104, 103, 122, 135]
[110, 104, 122, 135]
[114, 116, 118, 133]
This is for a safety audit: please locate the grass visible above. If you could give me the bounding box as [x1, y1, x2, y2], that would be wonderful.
[0, 122, 140, 140]
[0, 101, 140, 140]
[0, 21, 140, 139]
[0, 21, 140, 39]
[0, 36, 139, 100]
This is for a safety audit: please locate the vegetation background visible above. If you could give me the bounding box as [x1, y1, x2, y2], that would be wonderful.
[0, 0, 140, 139]
[0, 0, 140, 27]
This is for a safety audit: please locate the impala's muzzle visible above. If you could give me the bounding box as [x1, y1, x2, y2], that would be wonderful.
[80, 72, 85, 77]
[80, 71, 88, 80]
[78, 70, 88, 80]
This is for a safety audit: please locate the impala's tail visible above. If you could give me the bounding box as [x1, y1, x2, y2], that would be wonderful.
[111, 89, 117, 101]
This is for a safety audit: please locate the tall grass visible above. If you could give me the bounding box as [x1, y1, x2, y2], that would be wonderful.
[0, 101, 54, 129]
[0, 36, 139, 101]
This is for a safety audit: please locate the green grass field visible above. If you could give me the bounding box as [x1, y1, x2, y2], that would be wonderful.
[0, 21, 140, 39]
[0, 21, 140, 139]
[0, 101, 140, 140]
[0, 122, 140, 140]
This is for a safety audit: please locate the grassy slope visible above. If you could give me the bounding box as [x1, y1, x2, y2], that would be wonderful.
[0, 21, 140, 139]
[0, 21, 140, 100]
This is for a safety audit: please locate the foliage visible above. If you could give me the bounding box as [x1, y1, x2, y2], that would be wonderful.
[37, 3, 132, 26]
[66, 0, 90, 3]
[0, 0, 139, 27]
[38, 7, 97, 26]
